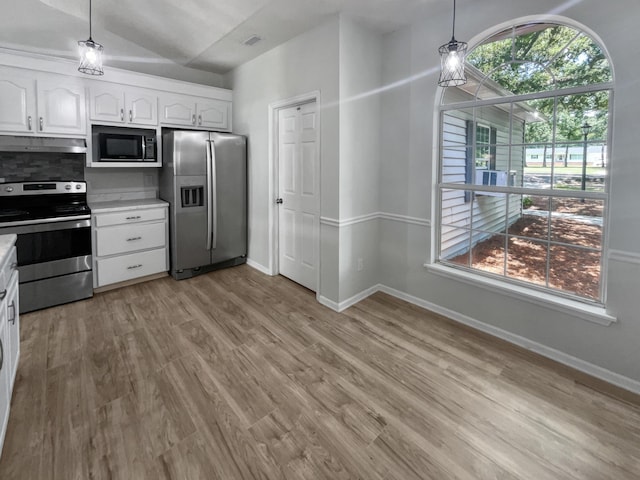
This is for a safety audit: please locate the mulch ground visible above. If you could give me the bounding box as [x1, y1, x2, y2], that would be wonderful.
[450, 198, 602, 300]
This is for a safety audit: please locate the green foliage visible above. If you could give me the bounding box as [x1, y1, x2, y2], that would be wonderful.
[522, 196, 533, 209]
[466, 24, 611, 143]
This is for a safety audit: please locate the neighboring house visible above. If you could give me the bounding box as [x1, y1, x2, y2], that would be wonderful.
[440, 69, 532, 259]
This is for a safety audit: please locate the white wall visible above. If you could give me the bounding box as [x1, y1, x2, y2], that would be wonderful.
[226, 18, 341, 301]
[337, 16, 383, 302]
[378, 0, 640, 384]
[228, 15, 384, 305]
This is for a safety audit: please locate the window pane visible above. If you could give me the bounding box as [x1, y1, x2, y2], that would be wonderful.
[522, 147, 553, 189]
[550, 198, 603, 250]
[508, 195, 550, 241]
[472, 191, 507, 231]
[554, 92, 610, 143]
[507, 236, 548, 287]
[471, 234, 506, 275]
[518, 98, 554, 144]
[441, 147, 469, 184]
[441, 189, 472, 228]
[549, 245, 601, 300]
[440, 227, 471, 266]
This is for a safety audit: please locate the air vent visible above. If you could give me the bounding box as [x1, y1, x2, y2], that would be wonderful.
[243, 35, 262, 46]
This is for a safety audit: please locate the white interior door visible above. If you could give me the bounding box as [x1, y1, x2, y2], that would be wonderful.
[278, 101, 319, 291]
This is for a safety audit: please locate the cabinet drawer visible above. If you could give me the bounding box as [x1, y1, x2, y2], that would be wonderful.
[96, 248, 167, 286]
[94, 208, 166, 227]
[96, 222, 165, 256]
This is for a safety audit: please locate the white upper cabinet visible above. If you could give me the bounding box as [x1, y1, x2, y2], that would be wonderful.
[160, 94, 230, 131]
[196, 98, 230, 130]
[90, 84, 157, 126]
[0, 71, 36, 133]
[0, 69, 85, 136]
[159, 94, 197, 127]
[36, 78, 86, 135]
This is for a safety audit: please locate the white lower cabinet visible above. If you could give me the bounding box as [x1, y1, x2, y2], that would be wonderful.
[96, 248, 167, 286]
[0, 239, 18, 458]
[92, 202, 169, 289]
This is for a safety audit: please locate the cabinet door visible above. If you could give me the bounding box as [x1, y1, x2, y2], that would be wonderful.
[5, 271, 18, 391]
[159, 94, 196, 127]
[0, 71, 36, 133]
[90, 84, 125, 123]
[36, 78, 86, 135]
[0, 315, 9, 455]
[126, 89, 157, 126]
[196, 99, 230, 131]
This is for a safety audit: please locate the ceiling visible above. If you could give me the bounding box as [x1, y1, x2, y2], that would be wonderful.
[0, 0, 442, 80]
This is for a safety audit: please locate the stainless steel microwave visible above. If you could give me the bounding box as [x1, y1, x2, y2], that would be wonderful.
[92, 125, 157, 162]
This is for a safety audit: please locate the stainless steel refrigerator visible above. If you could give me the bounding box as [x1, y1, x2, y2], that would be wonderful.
[159, 130, 247, 279]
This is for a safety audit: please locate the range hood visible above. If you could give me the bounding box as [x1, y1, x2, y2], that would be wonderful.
[0, 136, 87, 153]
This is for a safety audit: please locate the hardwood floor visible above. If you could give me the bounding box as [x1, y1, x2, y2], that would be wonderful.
[1, 264, 639, 479]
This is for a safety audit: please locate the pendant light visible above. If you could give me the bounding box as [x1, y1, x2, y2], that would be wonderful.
[438, 0, 467, 87]
[78, 0, 104, 75]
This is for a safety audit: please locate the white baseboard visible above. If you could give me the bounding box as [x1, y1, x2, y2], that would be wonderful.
[317, 295, 340, 311]
[246, 258, 273, 276]
[376, 285, 640, 396]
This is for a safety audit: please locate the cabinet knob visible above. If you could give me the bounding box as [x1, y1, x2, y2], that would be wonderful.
[192, 114, 196, 125]
[198, 115, 202, 126]
[120, 108, 124, 121]
[276, 198, 283, 204]
[39, 117, 44, 131]
[129, 110, 133, 122]
[28, 115, 32, 131]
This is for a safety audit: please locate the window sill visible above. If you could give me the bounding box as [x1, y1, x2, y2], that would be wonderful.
[424, 263, 617, 326]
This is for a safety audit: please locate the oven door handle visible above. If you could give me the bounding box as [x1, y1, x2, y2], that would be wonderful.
[0, 217, 91, 234]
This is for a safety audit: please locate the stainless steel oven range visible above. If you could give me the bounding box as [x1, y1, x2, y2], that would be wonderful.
[0, 181, 92, 313]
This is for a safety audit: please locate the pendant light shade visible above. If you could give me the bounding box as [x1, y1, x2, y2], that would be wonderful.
[438, 0, 467, 87]
[78, 0, 104, 76]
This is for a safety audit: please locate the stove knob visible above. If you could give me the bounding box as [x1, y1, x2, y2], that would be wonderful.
[5, 186, 13, 192]
[76, 184, 82, 190]
[65, 184, 72, 190]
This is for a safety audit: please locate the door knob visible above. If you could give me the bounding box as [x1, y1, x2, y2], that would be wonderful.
[276, 198, 283, 204]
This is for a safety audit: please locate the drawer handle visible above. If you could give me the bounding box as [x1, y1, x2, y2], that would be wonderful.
[0, 290, 6, 301]
[126, 216, 142, 220]
[8, 302, 16, 325]
[127, 264, 143, 270]
[126, 236, 142, 242]
[0, 337, 3, 372]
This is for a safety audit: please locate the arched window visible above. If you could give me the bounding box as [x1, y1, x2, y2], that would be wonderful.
[437, 21, 613, 303]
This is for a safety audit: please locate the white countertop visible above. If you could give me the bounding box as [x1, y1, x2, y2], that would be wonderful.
[89, 198, 169, 214]
[0, 234, 17, 265]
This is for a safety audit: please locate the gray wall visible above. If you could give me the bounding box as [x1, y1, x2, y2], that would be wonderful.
[226, 18, 341, 301]
[229, 0, 640, 386]
[378, 0, 640, 383]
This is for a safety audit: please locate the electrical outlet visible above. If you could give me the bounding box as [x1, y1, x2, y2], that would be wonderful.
[357, 258, 364, 271]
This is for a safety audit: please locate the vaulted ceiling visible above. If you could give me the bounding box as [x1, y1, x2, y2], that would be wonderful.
[0, 0, 442, 80]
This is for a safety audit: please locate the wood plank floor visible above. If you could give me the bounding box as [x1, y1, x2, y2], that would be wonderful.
[1, 265, 639, 479]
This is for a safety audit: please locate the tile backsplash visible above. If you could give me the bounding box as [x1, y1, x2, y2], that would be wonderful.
[0, 152, 85, 182]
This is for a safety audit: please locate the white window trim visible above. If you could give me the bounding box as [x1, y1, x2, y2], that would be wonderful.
[425, 263, 616, 326]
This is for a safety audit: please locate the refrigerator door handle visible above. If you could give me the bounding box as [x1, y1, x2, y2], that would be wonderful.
[210, 139, 218, 250]
[206, 140, 213, 250]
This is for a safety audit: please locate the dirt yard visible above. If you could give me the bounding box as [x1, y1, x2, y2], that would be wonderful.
[450, 198, 603, 300]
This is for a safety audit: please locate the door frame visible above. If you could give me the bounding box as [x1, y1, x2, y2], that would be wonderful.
[268, 91, 321, 293]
